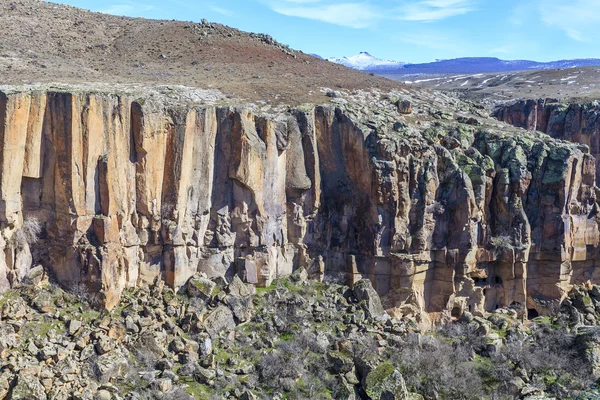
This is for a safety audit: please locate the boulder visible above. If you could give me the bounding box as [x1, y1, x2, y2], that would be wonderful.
[94, 390, 112, 400]
[290, 267, 308, 283]
[204, 305, 236, 338]
[364, 362, 409, 400]
[224, 295, 254, 323]
[95, 335, 116, 355]
[397, 100, 412, 114]
[178, 362, 200, 377]
[9, 374, 47, 400]
[150, 378, 172, 392]
[67, 319, 82, 336]
[576, 326, 600, 378]
[186, 274, 217, 302]
[353, 279, 387, 321]
[237, 258, 259, 285]
[24, 265, 45, 286]
[2, 297, 28, 320]
[0, 324, 16, 354]
[327, 350, 354, 374]
[195, 366, 216, 384]
[93, 349, 129, 383]
[227, 275, 250, 297]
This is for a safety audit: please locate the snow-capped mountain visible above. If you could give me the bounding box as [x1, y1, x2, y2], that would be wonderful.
[327, 52, 405, 71]
[326, 54, 600, 75]
[399, 57, 600, 75]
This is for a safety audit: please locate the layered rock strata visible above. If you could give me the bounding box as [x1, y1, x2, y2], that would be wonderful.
[0, 85, 598, 320]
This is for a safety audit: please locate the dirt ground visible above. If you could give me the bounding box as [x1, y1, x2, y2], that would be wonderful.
[0, 0, 409, 105]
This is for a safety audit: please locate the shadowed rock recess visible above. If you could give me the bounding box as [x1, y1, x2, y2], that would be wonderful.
[1, 84, 599, 321]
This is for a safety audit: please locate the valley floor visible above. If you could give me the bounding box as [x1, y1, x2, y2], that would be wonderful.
[1, 267, 600, 399]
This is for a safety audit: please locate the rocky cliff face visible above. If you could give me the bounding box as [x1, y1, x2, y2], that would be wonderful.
[494, 99, 600, 181]
[1, 85, 598, 322]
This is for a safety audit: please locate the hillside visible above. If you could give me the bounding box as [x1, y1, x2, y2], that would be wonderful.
[0, 0, 401, 105]
[399, 66, 600, 105]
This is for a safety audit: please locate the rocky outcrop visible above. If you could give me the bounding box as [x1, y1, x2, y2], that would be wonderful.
[493, 99, 600, 182]
[0, 85, 599, 320]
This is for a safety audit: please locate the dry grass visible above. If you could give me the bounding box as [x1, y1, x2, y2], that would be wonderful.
[0, 0, 404, 105]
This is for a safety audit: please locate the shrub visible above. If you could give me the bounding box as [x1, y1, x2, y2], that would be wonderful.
[490, 235, 514, 249]
[388, 328, 486, 399]
[259, 339, 305, 386]
[69, 283, 93, 304]
[427, 201, 446, 215]
[15, 216, 43, 247]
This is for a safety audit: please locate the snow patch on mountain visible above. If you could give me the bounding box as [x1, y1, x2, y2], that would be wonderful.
[327, 52, 405, 71]
[325, 54, 600, 75]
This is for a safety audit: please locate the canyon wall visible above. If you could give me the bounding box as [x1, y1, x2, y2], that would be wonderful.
[1, 87, 599, 320]
[494, 99, 600, 183]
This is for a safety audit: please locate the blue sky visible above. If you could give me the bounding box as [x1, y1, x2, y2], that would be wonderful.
[56, 0, 600, 63]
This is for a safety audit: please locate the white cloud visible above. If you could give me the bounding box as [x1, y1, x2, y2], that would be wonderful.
[99, 2, 154, 16]
[277, 0, 323, 3]
[397, 31, 465, 52]
[489, 46, 511, 55]
[267, 0, 476, 28]
[539, 0, 600, 42]
[398, 0, 476, 21]
[209, 5, 234, 17]
[101, 4, 135, 15]
[270, 2, 381, 28]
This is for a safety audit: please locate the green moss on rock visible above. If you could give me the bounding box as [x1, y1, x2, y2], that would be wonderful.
[365, 361, 409, 400]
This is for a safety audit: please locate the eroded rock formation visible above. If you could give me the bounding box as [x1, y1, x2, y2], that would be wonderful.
[494, 99, 600, 182]
[1, 85, 599, 321]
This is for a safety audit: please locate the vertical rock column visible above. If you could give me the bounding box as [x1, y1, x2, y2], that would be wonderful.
[0, 92, 32, 289]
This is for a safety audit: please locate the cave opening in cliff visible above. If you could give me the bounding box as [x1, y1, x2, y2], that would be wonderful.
[451, 306, 462, 318]
[474, 277, 487, 287]
[528, 308, 539, 319]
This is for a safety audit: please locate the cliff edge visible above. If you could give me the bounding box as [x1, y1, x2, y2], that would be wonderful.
[0, 83, 596, 325]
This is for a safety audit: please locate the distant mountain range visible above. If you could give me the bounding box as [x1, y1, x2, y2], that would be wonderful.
[326, 52, 405, 71]
[325, 53, 600, 75]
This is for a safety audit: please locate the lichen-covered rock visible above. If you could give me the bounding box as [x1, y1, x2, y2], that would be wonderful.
[364, 362, 409, 400]
[9, 374, 47, 399]
[224, 294, 254, 323]
[204, 305, 236, 338]
[227, 275, 251, 297]
[92, 349, 129, 383]
[0, 324, 16, 355]
[186, 274, 217, 302]
[576, 326, 600, 378]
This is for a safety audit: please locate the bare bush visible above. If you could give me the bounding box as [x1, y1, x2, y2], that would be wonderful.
[388, 330, 486, 399]
[439, 322, 487, 353]
[427, 201, 446, 215]
[15, 216, 43, 247]
[505, 325, 592, 388]
[259, 339, 305, 386]
[323, 271, 345, 285]
[69, 282, 94, 305]
[490, 235, 514, 249]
